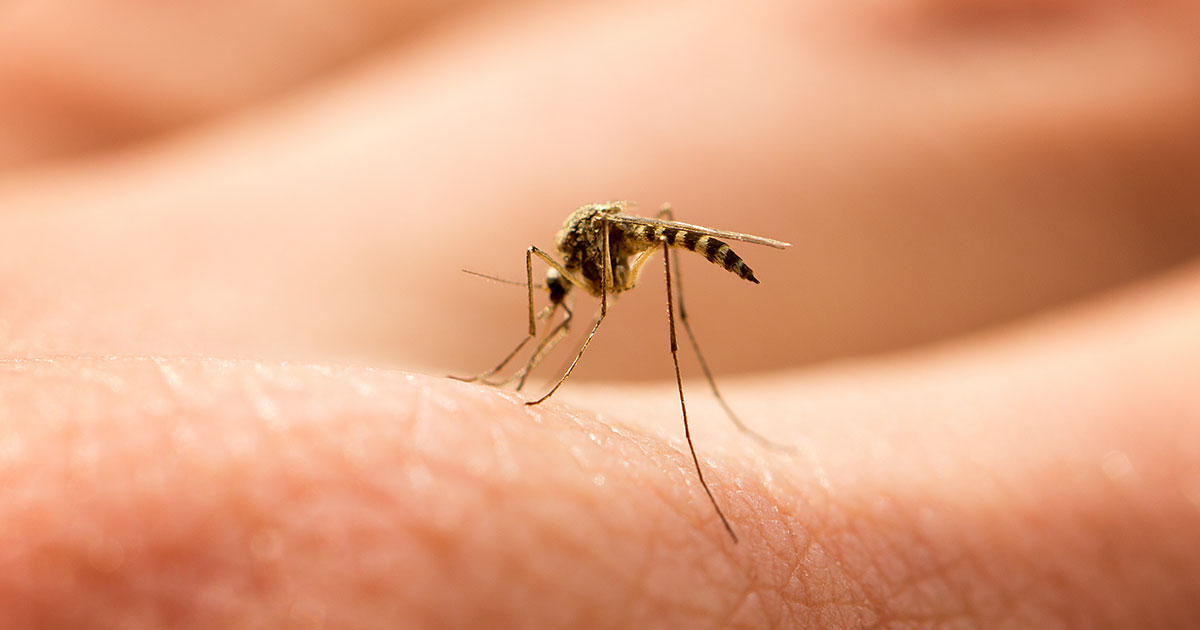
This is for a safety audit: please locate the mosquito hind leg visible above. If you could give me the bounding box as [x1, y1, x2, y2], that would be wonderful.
[663, 239, 738, 542]
[657, 205, 794, 453]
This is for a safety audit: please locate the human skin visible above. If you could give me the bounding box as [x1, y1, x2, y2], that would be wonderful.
[2, 0, 1200, 628]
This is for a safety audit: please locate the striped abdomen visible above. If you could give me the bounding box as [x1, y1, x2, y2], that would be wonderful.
[631, 224, 759, 283]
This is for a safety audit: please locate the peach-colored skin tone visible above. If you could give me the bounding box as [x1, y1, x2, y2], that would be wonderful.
[2, 0, 1200, 627]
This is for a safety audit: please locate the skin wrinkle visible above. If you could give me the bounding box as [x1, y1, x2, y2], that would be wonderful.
[856, 512, 936, 625]
[882, 505, 975, 623]
[781, 518, 816, 619]
[914, 527, 976, 621]
[765, 529, 835, 628]
[718, 536, 780, 627]
[756, 496, 823, 624]
[789, 511, 880, 626]
[734, 508, 801, 619]
[842, 499, 916, 624]
[836, 444, 1012, 626]
[790, 499, 862, 613]
[934, 531, 1000, 626]
[863, 465, 1048, 627]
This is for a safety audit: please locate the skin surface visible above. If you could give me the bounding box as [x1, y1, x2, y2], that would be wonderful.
[2, 0, 1200, 628]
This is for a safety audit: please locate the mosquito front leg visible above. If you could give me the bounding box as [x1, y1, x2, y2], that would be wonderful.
[657, 206, 793, 452]
[663, 239, 737, 542]
[448, 322, 535, 384]
[526, 246, 576, 332]
[452, 336, 533, 385]
[472, 302, 569, 389]
[512, 301, 574, 390]
[452, 246, 577, 385]
[493, 245, 580, 388]
[527, 216, 612, 406]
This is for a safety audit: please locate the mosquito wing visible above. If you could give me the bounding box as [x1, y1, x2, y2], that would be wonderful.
[609, 214, 791, 249]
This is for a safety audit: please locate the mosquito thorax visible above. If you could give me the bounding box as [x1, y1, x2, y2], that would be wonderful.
[553, 203, 632, 295]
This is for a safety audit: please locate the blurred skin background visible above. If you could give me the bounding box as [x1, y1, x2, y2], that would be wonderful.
[2, 0, 1200, 628]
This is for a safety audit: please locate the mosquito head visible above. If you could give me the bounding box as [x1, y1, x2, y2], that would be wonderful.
[545, 267, 570, 305]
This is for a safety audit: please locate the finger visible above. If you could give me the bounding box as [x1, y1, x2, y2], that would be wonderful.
[4, 263, 1200, 626]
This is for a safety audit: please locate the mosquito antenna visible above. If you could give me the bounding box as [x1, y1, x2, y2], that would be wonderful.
[461, 269, 546, 289]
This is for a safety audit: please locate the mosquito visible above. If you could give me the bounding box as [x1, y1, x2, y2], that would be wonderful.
[456, 201, 791, 542]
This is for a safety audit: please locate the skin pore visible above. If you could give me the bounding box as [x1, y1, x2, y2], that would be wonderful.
[2, 0, 1200, 627]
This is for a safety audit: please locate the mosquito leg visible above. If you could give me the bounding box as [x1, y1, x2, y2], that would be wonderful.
[452, 245, 577, 386]
[448, 333, 534, 385]
[542, 305, 605, 388]
[658, 206, 794, 453]
[478, 303, 563, 388]
[664, 240, 737, 543]
[527, 217, 611, 405]
[526, 305, 604, 404]
[513, 301, 574, 390]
